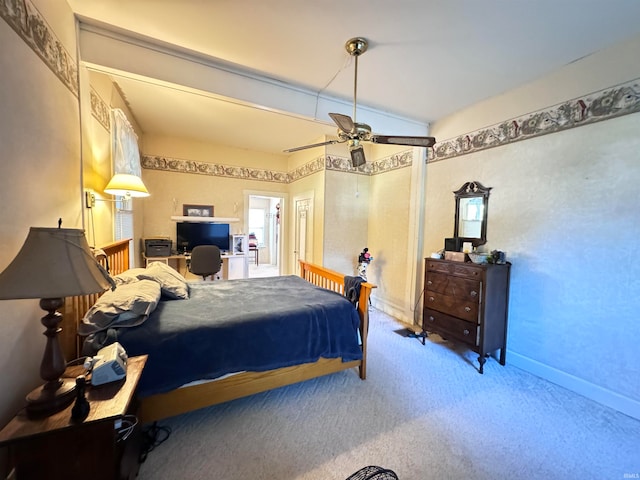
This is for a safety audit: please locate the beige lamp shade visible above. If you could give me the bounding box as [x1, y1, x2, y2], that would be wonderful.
[104, 173, 150, 198]
[0, 228, 114, 300]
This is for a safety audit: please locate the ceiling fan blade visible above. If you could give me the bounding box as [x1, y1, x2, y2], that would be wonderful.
[329, 113, 355, 134]
[283, 139, 342, 153]
[370, 135, 436, 147]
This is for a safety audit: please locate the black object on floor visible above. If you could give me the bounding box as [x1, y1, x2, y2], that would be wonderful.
[139, 422, 172, 463]
[346, 465, 399, 480]
[393, 328, 427, 345]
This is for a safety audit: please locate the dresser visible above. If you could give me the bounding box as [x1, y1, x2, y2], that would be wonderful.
[422, 258, 511, 373]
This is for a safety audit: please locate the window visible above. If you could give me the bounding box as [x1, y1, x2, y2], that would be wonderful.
[114, 197, 133, 241]
[248, 208, 265, 246]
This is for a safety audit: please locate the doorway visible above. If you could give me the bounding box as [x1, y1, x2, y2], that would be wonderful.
[246, 193, 284, 278]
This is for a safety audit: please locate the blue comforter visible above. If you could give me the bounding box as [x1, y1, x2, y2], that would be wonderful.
[114, 275, 362, 397]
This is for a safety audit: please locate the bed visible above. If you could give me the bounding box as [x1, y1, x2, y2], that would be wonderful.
[60, 239, 375, 423]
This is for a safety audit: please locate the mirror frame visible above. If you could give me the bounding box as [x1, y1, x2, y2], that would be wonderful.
[453, 181, 492, 247]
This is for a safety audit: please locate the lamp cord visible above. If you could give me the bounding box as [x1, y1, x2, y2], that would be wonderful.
[139, 422, 172, 463]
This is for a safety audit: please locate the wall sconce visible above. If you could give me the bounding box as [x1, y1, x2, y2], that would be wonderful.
[85, 174, 150, 208]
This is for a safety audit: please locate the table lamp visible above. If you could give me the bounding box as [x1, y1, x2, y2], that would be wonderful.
[0, 226, 115, 416]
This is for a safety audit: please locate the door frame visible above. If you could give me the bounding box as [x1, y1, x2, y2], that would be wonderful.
[291, 191, 315, 273]
[243, 189, 287, 275]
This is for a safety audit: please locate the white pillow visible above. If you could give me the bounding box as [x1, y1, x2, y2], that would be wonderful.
[138, 261, 189, 299]
[112, 268, 148, 286]
[78, 279, 161, 335]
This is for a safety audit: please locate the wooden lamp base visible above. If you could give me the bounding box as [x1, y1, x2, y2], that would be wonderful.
[24, 298, 77, 417]
[25, 378, 76, 417]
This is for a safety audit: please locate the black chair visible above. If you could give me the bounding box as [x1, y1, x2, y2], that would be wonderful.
[188, 245, 222, 280]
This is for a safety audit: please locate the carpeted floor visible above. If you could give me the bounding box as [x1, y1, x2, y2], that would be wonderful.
[137, 307, 640, 479]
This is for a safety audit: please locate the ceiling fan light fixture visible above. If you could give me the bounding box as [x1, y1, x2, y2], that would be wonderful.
[349, 144, 366, 168]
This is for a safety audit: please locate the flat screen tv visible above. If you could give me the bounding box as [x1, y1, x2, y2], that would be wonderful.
[176, 222, 230, 253]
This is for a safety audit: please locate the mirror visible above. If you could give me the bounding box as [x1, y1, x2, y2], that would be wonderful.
[453, 181, 491, 247]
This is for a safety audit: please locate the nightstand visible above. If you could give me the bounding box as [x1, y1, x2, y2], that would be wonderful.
[0, 355, 147, 480]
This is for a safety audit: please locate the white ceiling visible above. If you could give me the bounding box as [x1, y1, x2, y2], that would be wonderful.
[67, 0, 640, 155]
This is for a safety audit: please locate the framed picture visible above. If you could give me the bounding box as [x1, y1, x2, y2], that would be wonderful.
[183, 204, 214, 217]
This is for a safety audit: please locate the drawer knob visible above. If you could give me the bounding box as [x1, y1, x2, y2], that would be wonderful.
[463, 329, 470, 335]
[470, 290, 477, 297]
[465, 306, 471, 312]
[428, 316, 435, 322]
[427, 280, 432, 285]
[429, 296, 434, 302]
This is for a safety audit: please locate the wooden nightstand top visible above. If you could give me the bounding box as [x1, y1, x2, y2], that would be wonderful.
[0, 355, 147, 446]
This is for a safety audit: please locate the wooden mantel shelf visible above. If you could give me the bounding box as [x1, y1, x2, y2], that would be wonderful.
[170, 216, 239, 223]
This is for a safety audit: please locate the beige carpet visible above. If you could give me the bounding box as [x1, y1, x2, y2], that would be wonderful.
[137, 307, 640, 479]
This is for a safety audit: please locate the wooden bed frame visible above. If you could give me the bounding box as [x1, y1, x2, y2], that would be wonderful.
[61, 239, 376, 423]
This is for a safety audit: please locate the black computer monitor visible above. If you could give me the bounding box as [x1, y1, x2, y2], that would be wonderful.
[176, 222, 230, 253]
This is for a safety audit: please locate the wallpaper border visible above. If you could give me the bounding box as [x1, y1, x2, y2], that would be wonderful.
[90, 87, 110, 131]
[429, 78, 640, 162]
[142, 149, 413, 184]
[1, 0, 78, 97]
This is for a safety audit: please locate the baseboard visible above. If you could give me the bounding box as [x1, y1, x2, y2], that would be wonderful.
[370, 297, 414, 325]
[509, 351, 640, 421]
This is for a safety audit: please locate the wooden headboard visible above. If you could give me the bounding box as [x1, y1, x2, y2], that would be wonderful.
[60, 239, 131, 361]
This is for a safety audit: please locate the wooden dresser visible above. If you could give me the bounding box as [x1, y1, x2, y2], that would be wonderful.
[422, 258, 511, 373]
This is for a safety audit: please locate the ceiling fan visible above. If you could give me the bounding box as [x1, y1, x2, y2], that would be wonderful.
[284, 37, 436, 167]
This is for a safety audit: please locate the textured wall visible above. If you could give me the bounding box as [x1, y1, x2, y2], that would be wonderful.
[367, 168, 412, 314]
[322, 170, 369, 275]
[0, 0, 80, 425]
[425, 36, 640, 417]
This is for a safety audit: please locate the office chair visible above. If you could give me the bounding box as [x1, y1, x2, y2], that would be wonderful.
[188, 245, 222, 280]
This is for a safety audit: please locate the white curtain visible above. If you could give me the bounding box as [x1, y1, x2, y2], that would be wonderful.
[110, 108, 141, 176]
[110, 108, 140, 247]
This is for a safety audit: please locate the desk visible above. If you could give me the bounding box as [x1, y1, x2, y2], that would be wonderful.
[143, 254, 248, 280]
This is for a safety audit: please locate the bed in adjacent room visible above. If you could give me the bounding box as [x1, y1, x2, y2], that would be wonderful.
[61, 239, 375, 422]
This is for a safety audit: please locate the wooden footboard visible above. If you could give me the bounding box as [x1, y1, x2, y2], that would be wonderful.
[61, 240, 376, 423]
[299, 260, 375, 380]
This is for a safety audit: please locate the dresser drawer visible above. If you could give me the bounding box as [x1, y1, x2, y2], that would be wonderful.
[426, 271, 481, 302]
[426, 259, 483, 279]
[425, 290, 479, 322]
[450, 263, 483, 278]
[423, 308, 478, 346]
[425, 260, 453, 274]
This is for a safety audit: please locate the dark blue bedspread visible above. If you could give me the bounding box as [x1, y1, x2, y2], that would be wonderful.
[114, 275, 362, 397]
